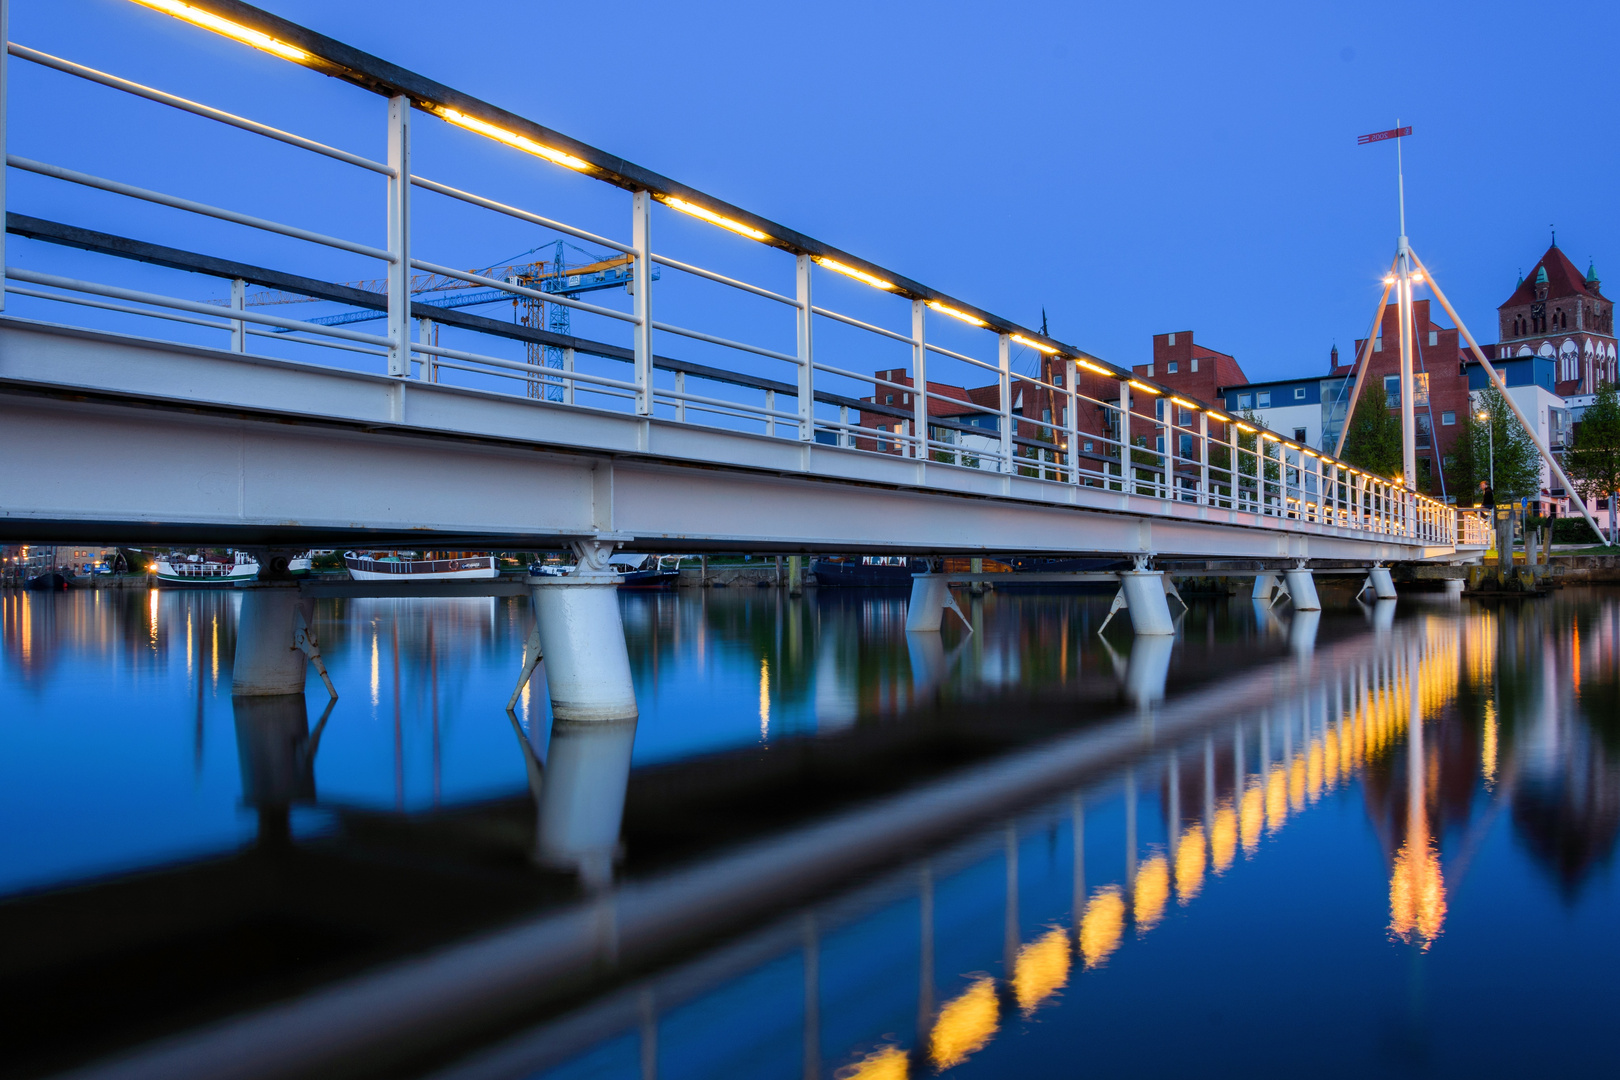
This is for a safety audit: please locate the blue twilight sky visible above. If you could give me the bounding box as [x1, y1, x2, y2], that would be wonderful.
[12, 0, 1620, 385]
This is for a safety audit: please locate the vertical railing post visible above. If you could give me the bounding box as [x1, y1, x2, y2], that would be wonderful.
[796, 254, 814, 442]
[1229, 422, 1239, 510]
[1065, 358, 1078, 485]
[839, 404, 850, 448]
[631, 191, 653, 416]
[1118, 380, 1131, 494]
[765, 388, 776, 438]
[1158, 399, 1170, 499]
[563, 346, 575, 405]
[386, 95, 412, 378]
[998, 333, 1013, 473]
[230, 277, 246, 353]
[416, 316, 435, 381]
[674, 370, 685, 422]
[1312, 455, 1324, 523]
[0, 0, 8, 313]
[1199, 412, 1211, 506]
[911, 300, 927, 462]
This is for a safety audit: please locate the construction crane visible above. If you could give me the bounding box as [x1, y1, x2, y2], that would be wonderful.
[228, 240, 654, 400]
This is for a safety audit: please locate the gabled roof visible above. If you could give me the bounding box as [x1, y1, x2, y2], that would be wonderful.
[1498, 245, 1606, 308]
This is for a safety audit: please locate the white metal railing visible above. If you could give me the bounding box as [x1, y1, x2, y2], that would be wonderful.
[0, 2, 1477, 551]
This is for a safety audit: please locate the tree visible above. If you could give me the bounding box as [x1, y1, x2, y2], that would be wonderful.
[1469, 385, 1540, 500]
[1341, 381, 1403, 481]
[1566, 381, 1620, 542]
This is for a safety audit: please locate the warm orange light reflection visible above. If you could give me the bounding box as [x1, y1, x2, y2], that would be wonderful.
[1210, 799, 1238, 873]
[1133, 853, 1170, 932]
[1013, 926, 1071, 1016]
[1389, 830, 1447, 949]
[1079, 885, 1125, 969]
[1175, 825, 1206, 903]
[1239, 779, 1264, 855]
[930, 977, 998, 1070]
[1265, 763, 1288, 834]
[845, 1044, 908, 1079]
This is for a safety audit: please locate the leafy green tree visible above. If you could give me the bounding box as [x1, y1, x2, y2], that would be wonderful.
[1469, 385, 1541, 500]
[1566, 382, 1620, 509]
[1341, 381, 1403, 481]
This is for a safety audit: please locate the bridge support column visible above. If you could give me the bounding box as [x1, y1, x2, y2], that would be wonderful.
[1368, 565, 1397, 600]
[232, 585, 308, 697]
[1120, 570, 1176, 636]
[527, 542, 638, 724]
[1252, 572, 1281, 604]
[906, 574, 970, 633]
[1283, 563, 1320, 611]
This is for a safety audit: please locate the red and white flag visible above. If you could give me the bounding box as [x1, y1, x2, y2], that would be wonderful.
[1358, 126, 1412, 145]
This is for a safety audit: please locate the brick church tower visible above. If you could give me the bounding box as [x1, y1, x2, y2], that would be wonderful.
[1496, 243, 1618, 396]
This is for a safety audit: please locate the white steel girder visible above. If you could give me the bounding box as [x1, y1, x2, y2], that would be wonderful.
[0, 318, 1451, 559]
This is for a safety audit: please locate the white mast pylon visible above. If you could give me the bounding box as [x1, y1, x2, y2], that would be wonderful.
[1395, 122, 1417, 491]
[1410, 249, 1606, 540]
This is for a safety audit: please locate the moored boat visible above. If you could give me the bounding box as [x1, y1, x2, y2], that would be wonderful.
[345, 551, 499, 581]
[526, 554, 684, 590]
[152, 550, 259, 586]
[809, 556, 930, 587]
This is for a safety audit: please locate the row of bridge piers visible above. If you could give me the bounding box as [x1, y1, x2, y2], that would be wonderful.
[224, 546, 1427, 884]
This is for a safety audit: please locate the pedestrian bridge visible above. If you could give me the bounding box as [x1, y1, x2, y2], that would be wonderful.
[0, 2, 1487, 566]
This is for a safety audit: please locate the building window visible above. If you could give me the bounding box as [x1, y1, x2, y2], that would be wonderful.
[1374, 335, 1383, 352]
[1155, 399, 1165, 421]
[1179, 433, 1193, 457]
[1054, 373, 1064, 386]
[1155, 436, 1165, 453]
[1167, 361, 1178, 373]
[1428, 331, 1437, 346]
[885, 394, 893, 404]
[1238, 393, 1253, 408]
[1167, 333, 1176, 345]
[1294, 427, 1307, 442]
[1415, 413, 1432, 449]
[1083, 441, 1093, 452]
[1257, 391, 1271, 407]
[1383, 375, 1401, 407]
[1146, 364, 1154, 377]
[1294, 387, 1306, 400]
[1042, 408, 1051, 423]
[1191, 357, 1199, 372]
[903, 393, 909, 404]
[1441, 411, 1455, 425]
[1178, 407, 1193, 426]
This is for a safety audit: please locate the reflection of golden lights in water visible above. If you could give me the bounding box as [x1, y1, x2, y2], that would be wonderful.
[1481, 702, 1498, 789]
[1210, 799, 1237, 873]
[1132, 853, 1169, 932]
[1239, 780, 1263, 856]
[370, 632, 380, 706]
[211, 616, 219, 688]
[759, 657, 770, 738]
[1079, 886, 1124, 969]
[929, 976, 997, 1070]
[1306, 740, 1324, 803]
[1289, 754, 1306, 812]
[148, 589, 159, 649]
[186, 612, 193, 677]
[1264, 763, 1288, 834]
[20, 593, 32, 663]
[1013, 926, 1071, 1016]
[1389, 830, 1446, 949]
[1175, 825, 1206, 903]
[1572, 623, 1581, 695]
[843, 1043, 907, 1079]
[1323, 726, 1340, 790]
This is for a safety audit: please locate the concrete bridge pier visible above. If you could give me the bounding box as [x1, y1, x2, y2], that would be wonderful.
[232, 585, 308, 697]
[527, 541, 639, 725]
[1366, 565, 1398, 600]
[1283, 562, 1321, 611]
[1119, 567, 1176, 636]
[905, 574, 970, 634]
[1252, 572, 1287, 606]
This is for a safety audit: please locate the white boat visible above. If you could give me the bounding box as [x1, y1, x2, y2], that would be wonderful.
[344, 551, 499, 581]
[153, 550, 259, 586]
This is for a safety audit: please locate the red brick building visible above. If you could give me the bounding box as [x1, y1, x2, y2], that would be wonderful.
[1494, 244, 1617, 396]
[1133, 331, 1248, 402]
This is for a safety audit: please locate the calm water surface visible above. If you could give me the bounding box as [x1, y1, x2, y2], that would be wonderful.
[1, 584, 1616, 1078]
